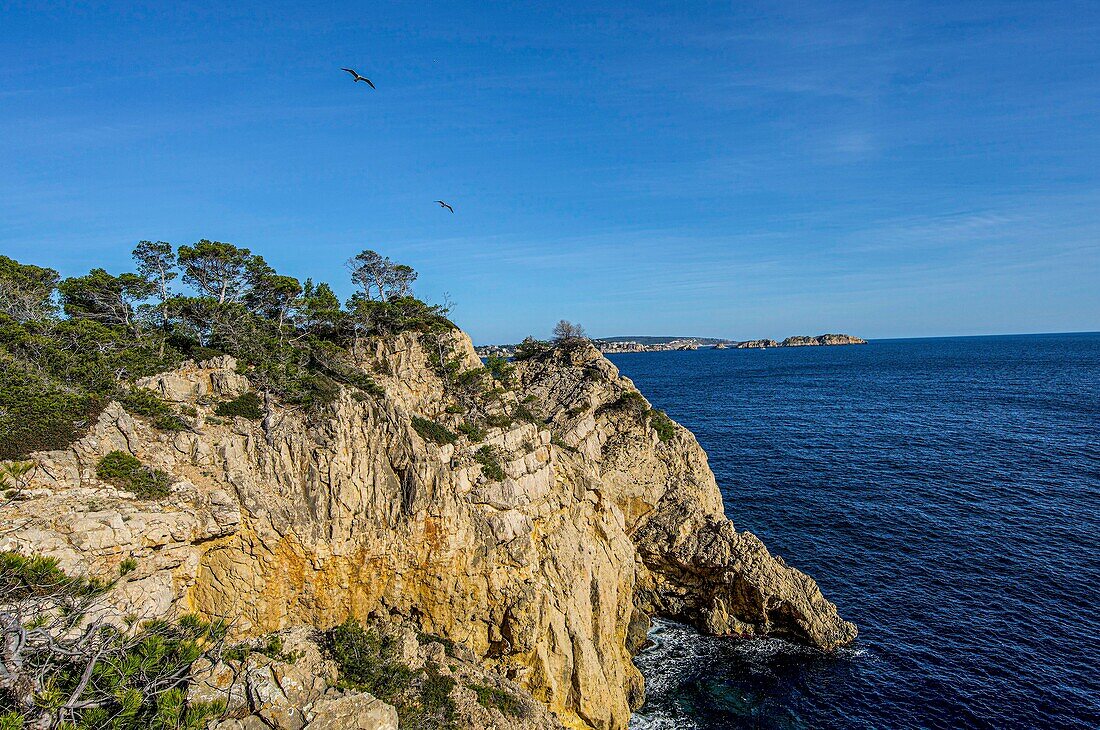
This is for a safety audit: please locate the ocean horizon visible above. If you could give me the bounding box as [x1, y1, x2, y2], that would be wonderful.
[611, 332, 1100, 730]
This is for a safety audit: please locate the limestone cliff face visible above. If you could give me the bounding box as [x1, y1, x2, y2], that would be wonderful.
[2, 330, 855, 729]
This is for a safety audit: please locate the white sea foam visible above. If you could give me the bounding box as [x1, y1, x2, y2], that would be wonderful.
[628, 618, 869, 728]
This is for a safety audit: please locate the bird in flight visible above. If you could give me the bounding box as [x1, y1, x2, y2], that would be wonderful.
[435, 200, 454, 214]
[341, 68, 375, 89]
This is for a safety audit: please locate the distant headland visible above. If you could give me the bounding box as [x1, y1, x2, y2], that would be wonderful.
[476, 334, 867, 357]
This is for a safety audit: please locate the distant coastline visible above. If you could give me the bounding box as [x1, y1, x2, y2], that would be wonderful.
[476, 333, 867, 358]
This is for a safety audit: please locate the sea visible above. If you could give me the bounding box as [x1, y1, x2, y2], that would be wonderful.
[606, 333, 1100, 730]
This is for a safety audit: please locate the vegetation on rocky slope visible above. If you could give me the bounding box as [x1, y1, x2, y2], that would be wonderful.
[323, 619, 461, 729]
[0, 246, 453, 459]
[0, 551, 226, 730]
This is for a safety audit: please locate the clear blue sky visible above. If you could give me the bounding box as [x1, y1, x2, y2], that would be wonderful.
[2, 1, 1098, 343]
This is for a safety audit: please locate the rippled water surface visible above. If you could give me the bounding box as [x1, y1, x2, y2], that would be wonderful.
[609, 333, 1100, 730]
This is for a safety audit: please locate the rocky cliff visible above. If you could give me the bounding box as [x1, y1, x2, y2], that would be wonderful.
[1, 330, 855, 729]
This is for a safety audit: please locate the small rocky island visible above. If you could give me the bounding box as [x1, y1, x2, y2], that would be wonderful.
[779, 334, 868, 347]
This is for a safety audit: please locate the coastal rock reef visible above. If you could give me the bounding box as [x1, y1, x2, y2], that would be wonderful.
[2, 330, 855, 729]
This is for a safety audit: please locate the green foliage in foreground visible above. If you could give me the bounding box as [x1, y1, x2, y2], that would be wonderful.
[412, 416, 458, 445]
[96, 451, 172, 499]
[0, 551, 226, 730]
[0, 552, 108, 601]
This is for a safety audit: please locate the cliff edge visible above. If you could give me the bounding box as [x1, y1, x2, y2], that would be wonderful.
[2, 330, 855, 729]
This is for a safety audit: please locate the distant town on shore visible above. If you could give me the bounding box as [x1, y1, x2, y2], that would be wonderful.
[476, 333, 867, 357]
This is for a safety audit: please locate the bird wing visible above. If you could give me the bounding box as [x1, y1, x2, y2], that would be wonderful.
[444, 204, 454, 213]
[341, 68, 358, 77]
[365, 78, 376, 89]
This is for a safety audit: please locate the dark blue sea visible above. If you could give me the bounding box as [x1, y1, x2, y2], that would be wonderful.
[607, 333, 1100, 730]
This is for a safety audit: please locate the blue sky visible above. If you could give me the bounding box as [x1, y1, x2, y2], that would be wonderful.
[2, 1, 1098, 343]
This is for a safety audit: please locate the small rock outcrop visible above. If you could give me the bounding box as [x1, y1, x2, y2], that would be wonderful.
[735, 339, 779, 349]
[780, 334, 867, 347]
[2, 329, 855, 729]
[813, 333, 868, 346]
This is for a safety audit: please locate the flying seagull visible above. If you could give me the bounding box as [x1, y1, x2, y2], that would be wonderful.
[435, 200, 454, 213]
[341, 68, 375, 89]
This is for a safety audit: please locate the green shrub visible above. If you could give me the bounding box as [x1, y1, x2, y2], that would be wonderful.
[0, 551, 107, 600]
[323, 619, 414, 700]
[600, 390, 647, 415]
[414, 663, 456, 725]
[474, 446, 505, 482]
[215, 391, 263, 419]
[119, 557, 138, 575]
[512, 336, 550, 361]
[224, 633, 299, 664]
[455, 368, 488, 390]
[0, 553, 224, 730]
[484, 355, 514, 383]
[550, 434, 578, 453]
[0, 712, 25, 730]
[444, 404, 464, 414]
[412, 416, 458, 445]
[457, 422, 486, 442]
[648, 409, 677, 442]
[483, 413, 513, 429]
[512, 403, 541, 425]
[312, 351, 385, 397]
[187, 345, 226, 363]
[0, 357, 104, 459]
[324, 620, 464, 730]
[469, 682, 531, 718]
[96, 451, 172, 499]
[120, 388, 188, 431]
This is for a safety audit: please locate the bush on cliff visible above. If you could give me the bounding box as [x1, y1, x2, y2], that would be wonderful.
[470, 682, 532, 719]
[324, 619, 414, 700]
[120, 387, 188, 431]
[475, 446, 506, 481]
[0, 551, 226, 730]
[0, 356, 104, 460]
[648, 409, 677, 442]
[483, 354, 514, 383]
[412, 416, 458, 445]
[512, 336, 551, 361]
[96, 451, 172, 499]
[214, 391, 264, 419]
[323, 619, 459, 730]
